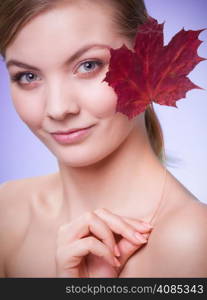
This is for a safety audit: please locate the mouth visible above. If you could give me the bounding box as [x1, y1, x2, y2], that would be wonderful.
[52, 125, 94, 135]
[51, 125, 95, 144]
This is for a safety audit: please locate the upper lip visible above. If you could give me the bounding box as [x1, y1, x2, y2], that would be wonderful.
[52, 125, 93, 135]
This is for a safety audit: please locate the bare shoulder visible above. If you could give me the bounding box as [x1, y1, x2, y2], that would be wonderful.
[150, 195, 207, 276]
[0, 176, 44, 242]
[0, 173, 59, 276]
[158, 198, 207, 244]
[0, 173, 59, 229]
[0, 179, 32, 240]
[0, 179, 31, 277]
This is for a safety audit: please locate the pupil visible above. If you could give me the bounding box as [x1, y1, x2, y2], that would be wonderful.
[85, 62, 93, 69]
[27, 73, 34, 80]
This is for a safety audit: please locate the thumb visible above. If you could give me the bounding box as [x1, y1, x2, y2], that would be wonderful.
[116, 233, 149, 272]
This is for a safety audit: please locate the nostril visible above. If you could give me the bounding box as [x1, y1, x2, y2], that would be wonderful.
[47, 103, 80, 120]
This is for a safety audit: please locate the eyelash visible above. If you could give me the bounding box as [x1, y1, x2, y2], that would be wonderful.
[10, 60, 104, 86]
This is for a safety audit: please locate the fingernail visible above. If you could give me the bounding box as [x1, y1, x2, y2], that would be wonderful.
[114, 257, 121, 267]
[142, 222, 154, 229]
[134, 232, 147, 243]
[114, 245, 121, 257]
[142, 233, 150, 239]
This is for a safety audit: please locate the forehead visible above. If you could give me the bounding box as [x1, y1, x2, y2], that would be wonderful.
[6, 1, 121, 60]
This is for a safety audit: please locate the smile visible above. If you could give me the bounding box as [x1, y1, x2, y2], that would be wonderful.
[51, 125, 94, 145]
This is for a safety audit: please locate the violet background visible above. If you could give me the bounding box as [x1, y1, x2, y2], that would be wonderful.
[0, 0, 207, 203]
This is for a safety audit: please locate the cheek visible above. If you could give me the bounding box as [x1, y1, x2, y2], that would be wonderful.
[82, 81, 117, 118]
[11, 89, 43, 129]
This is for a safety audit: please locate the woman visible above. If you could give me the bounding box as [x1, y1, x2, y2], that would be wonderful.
[0, 0, 207, 278]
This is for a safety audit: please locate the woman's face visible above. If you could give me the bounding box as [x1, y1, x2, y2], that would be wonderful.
[5, 0, 141, 167]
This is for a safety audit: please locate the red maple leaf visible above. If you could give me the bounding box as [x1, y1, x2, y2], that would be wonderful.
[103, 17, 206, 120]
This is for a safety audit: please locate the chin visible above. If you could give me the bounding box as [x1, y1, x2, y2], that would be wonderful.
[43, 131, 128, 168]
[58, 156, 104, 168]
[57, 146, 117, 168]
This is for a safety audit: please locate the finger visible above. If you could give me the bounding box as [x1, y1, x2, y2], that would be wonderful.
[116, 238, 141, 269]
[121, 216, 153, 233]
[116, 231, 151, 271]
[57, 212, 117, 255]
[94, 208, 148, 245]
[56, 236, 120, 271]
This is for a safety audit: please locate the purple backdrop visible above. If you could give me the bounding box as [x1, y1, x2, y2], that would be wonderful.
[0, 0, 207, 203]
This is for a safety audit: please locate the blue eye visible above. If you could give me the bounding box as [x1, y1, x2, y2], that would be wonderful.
[24, 73, 37, 82]
[78, 61, 102, 74]
[11, 72, 39, 84]
[11, 60, 103, 86]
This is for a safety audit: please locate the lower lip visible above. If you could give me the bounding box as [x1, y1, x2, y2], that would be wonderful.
[51, 126, 94, 144]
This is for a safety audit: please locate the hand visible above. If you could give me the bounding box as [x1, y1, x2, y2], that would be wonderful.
[55, 210, 121, 278]
[89, 208, 153, 277]
[55, 208, 152, 277]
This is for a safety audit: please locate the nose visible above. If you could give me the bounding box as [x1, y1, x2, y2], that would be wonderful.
[45, 80, 80, 120]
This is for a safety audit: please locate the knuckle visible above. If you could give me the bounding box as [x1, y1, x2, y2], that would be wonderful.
[85, 211, 95, 222]
[87, 236, 96, 248]
[120, 222, 133, 235]
[126, 224, 134, 235]
[55, 246, 64, 260]
[94, 208, 102, 214]
[94, 207, 106, 215]
[56, 232, 64, 245]
[58, 223, 67, 234]
[57, 224, 68, 239]
[56, 223, 72, 244]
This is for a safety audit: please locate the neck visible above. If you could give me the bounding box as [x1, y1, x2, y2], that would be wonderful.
[58, 122, 166, 221]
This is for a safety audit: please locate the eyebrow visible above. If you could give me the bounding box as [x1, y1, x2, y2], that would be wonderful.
[6, 43, 111, 71]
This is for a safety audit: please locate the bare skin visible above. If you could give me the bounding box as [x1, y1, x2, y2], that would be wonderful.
[0, 169, 207, 278]
[1, 0, 207, 277]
